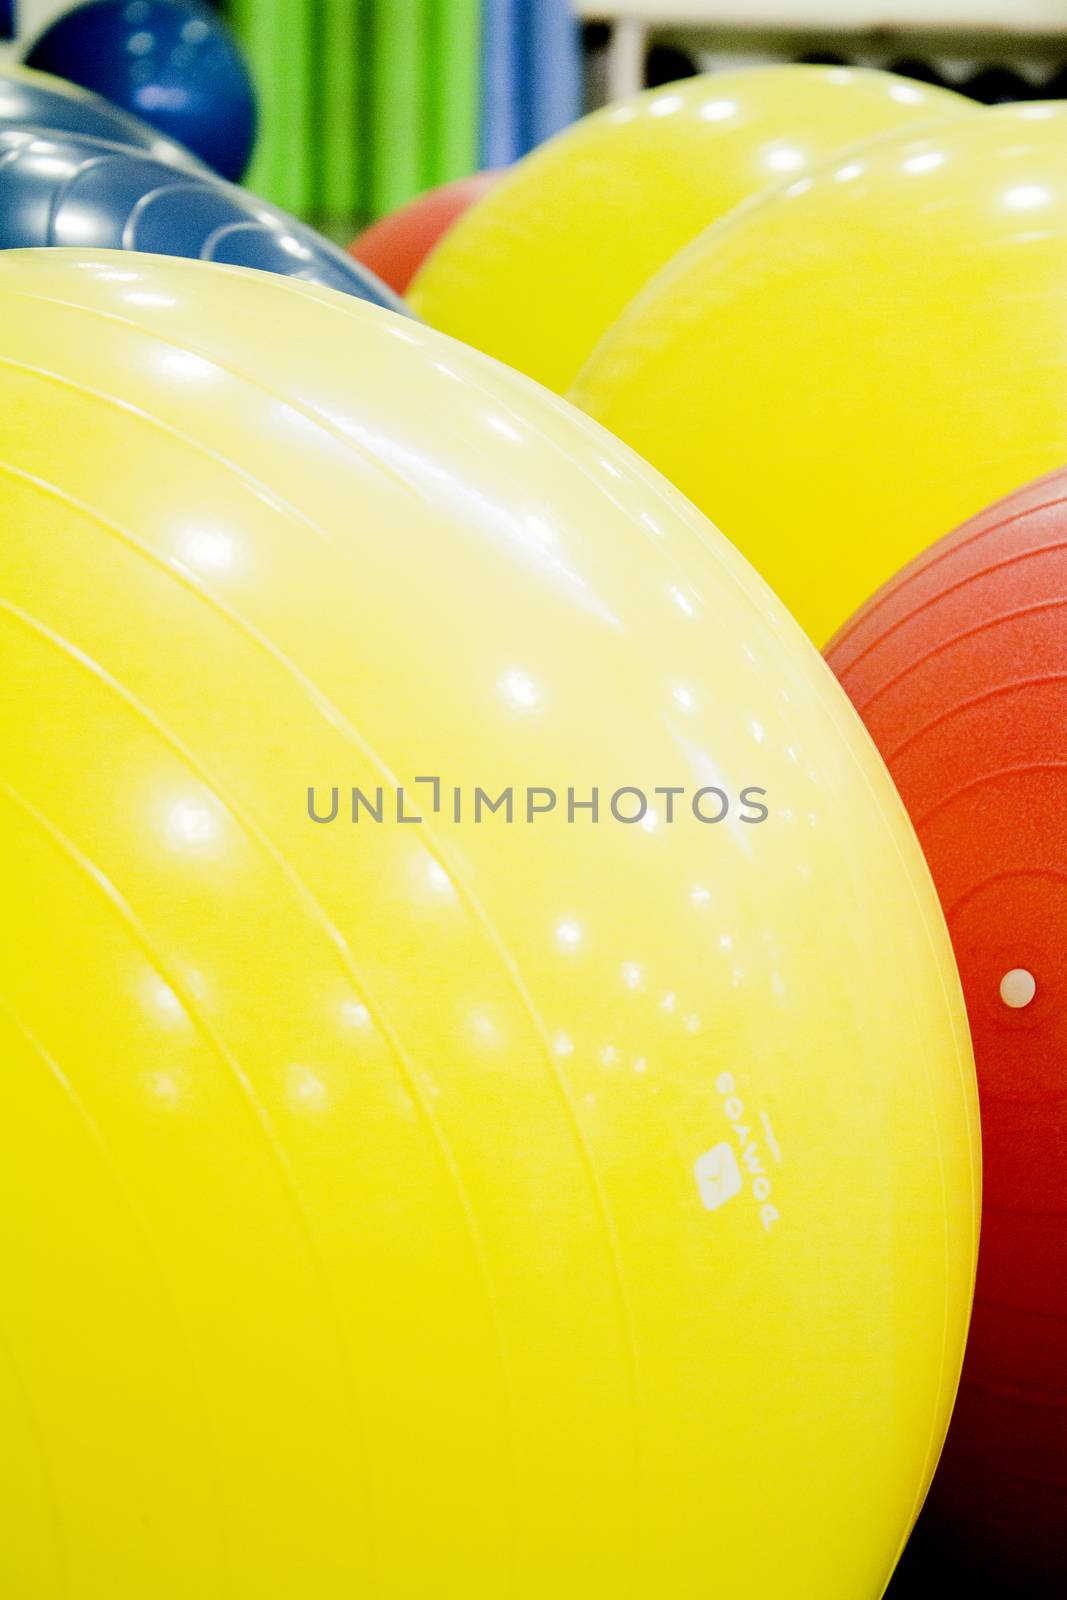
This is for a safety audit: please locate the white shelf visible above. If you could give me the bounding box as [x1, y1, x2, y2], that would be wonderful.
[580, 3, 1067, 102]
[577, 2, 1067, 30]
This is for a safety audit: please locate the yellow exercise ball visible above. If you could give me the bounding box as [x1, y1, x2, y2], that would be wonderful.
[0, 249, 977, 1598]
[573, 102, 1067, 645]
[408, 65, 974, 393]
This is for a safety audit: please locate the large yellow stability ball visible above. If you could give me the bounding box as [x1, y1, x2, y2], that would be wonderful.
[0, 251, 977, 1598]
[574, 102, 1067, 645]
[408, 65, 973, 393]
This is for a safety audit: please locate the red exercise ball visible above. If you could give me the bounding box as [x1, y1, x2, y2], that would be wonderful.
[348, 169, 504, 295]
[827, 468, 1067, 1590]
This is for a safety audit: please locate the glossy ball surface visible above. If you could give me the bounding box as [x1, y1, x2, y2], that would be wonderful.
[0, 126, 406, 311]
[25, 0, 256, 180]
[827, 468, 1067, 1588]
[0, 248, 977, 1598]
[574, 103, 1067, 643]
[410, 65, 974, 392]
[0, 62, 200, 166]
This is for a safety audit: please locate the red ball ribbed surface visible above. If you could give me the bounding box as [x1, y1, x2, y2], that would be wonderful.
[827, 467, 1067, 1586]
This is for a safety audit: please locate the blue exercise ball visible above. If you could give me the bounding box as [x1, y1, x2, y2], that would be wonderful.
[0, 127, 408, 313]
[25, 0, 256, 181]
[0, 64, 201, 167]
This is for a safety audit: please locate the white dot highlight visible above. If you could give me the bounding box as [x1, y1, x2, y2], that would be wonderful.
[499, 669, 541, 710]
[700, 98, 738, 122]
[179, 526, 235, 573]
[902, 150, 946, 175]
[277, 233, 313, 261]
[340, 999, 371, 1029]
[1000, 968, 1036, 1009]
[164, 795, 220, 852]
[1003, 183, 1052, 212]
[286, 1065, 329, 1112]
[763, 143, 806, 174]
[424, 859, 456, 897]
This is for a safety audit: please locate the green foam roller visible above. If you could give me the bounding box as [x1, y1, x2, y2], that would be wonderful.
[368, 0, 427, 218]
[318, 0, 370, 224]
[230, 0, 316, 216]
[426, 0, 480, 189]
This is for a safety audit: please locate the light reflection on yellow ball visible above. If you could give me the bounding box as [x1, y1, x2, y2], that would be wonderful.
[409, 65, 974, 393]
